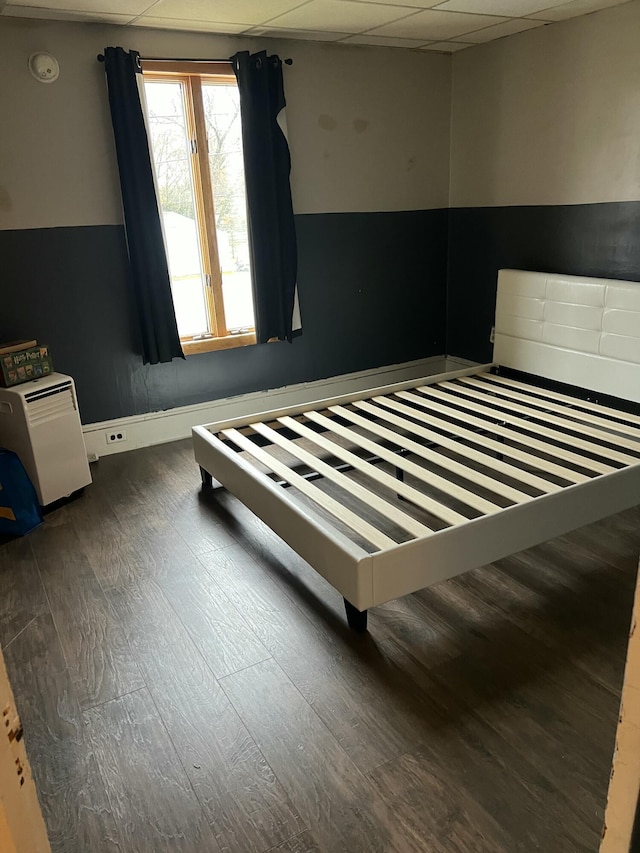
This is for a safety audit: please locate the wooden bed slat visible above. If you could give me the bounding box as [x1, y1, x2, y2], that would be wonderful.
[222, 428, 395, 550]
[249, 421, 438, 536]
[424, 384, 639, 467]
[355, 398, 591, 485]
[372, 394, 604, 479]
[464, 374, 640, 436]
[452, 378, 640, 453]
[338, 403, 563, 495]
[308, 408, 535, 506]
[482, 371, 640, 426]
[280, 412, 502, 516]
[403, 386, 620, 474]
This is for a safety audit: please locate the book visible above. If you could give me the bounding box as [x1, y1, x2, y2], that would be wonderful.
[0, 345, 53, 387]
[0, 340, 37, 356]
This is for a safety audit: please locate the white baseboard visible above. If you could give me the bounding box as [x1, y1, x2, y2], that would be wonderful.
[443, 355, 479, 370]
[83, 355, 475, 459]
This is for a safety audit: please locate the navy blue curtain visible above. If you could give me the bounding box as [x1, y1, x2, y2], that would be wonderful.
[102, 47, 184, 365]
[231, 51, 299, 343]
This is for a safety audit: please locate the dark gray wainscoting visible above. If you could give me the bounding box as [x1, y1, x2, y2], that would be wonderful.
[447, 202, 640, 363]
[0, 209, 447, 423]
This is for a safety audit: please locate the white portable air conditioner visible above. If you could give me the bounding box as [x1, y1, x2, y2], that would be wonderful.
[0, 373, 92, 506]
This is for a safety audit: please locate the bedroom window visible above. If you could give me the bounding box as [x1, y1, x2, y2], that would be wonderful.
[141, 61, 255, 354]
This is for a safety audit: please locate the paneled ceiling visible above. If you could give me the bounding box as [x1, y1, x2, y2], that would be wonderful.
[0, 0, 631, 52]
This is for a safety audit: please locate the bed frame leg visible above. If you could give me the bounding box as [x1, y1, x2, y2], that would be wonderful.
[200, 466, 213, 489]
[344, 599, 368, 632]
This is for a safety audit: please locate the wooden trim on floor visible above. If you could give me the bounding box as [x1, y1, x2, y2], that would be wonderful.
[0, 645, 51, 853]
[601, 559, 640, 853]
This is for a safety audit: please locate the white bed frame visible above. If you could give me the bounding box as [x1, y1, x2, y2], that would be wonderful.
[193, 270, 640, 631]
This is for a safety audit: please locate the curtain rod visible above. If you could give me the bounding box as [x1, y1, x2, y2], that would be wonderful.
[97, 53, 293, 65]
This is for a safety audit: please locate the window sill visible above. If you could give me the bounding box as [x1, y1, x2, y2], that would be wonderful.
[182, 332, 257, 356]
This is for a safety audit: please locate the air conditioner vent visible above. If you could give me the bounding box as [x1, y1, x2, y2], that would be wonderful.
[24, 381, 74, 403]
[26, 387, 76, 427]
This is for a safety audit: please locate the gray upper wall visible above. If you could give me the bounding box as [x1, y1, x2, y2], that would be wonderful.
[2, 0, 639, 230]
[446, 0, 640, 364]
[449, 0, 640, 208]
[0, 19, 451, 231]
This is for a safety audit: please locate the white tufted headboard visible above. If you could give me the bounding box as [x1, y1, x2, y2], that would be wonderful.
[493, 269, 640, 404]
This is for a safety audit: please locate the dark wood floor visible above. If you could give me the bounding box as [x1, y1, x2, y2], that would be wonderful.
[0, 438, 638, 853]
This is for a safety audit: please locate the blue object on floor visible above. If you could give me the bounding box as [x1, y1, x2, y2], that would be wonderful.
[0, 448, 43, 536]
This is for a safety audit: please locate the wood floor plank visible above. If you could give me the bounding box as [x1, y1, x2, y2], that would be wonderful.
[83, 687, 220, 853]
[267, 830, 321, 852]
[367, 745, 514, 853]
[201, 545, 437, 775]
[199, 489, 345, 615]
[424, 570, 622, 762]
[0, 535, 48, 649]
[564, 520, 640, 576]
[373, 582, 614, 834]
[157, 567, 271, 679]
[168, 501, 240, 557]
[93, 446, 167, 523]
[220, 658, 427, 853]
[3, 610, 86, 783]
[2, 613, 126, 853]
[106, 577, 305, 853]
[410, 633, 610, 831]
[69, 487, 148, 592]
[370, 542, 627, 831]
[0, 439, 633, 853]
[524, 534, 637, 600]
[380, 720, 597, 853]
[31, 522, 144, 710]
[81, 508, 207, 593]
[112, 447, 239, 556]
[64, 477, 121, 533]
[374, 629, 602, 849]
[80, 527, 150, 593]
[462, 549, 631, 696]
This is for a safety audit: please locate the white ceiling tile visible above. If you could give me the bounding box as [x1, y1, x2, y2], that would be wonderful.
[131, 15, 250, 30]
[2, 0, 629, 46]
[248, 24, 348, 39]
[265, 0, 415, 33]
[434, 0, 560, 14]
[346, 0, 439, 6]
[421, 39, 470, 49]
[145, 0, 304, 25]
[4, 0, 146, 13]
[43, 0, 142, 11]
[341, 32, 430, 46]
[369, 9, 507, 39]
[529, 0, 627, 20]
[461, 17, 546, 42]
[2, 3, 134, 18]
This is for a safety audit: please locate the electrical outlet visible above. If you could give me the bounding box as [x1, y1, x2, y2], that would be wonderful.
[489, 326, 496, 344]
[106, 430, 127, 445]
